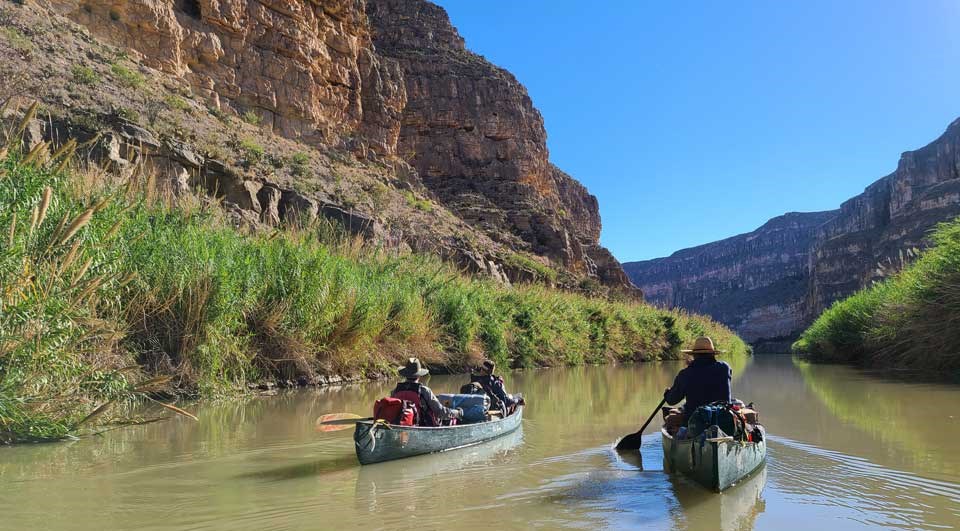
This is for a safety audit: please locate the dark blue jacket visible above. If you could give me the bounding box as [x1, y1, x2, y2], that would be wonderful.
[664, 356, 732, 414]
[470, 374, 516, 408]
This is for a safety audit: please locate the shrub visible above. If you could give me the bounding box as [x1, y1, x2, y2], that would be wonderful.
[289, 151, 310, 177]
[404, 191, 433, 212]
[115, 106, 140, 122]
[71, 65, 100, 86]
[165, 95, 191, 113]
[504, 252, 558, 283]
[1, 27, 33, 54]
[238, 138, 264, 165]
[242, 110, 262, 126]
[208, 106, 228, 122]
[110, 63, 145, 89]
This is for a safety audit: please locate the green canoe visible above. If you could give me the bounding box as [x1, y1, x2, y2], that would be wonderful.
[354, 406, 524, 465]
[661, 426, 767, 492]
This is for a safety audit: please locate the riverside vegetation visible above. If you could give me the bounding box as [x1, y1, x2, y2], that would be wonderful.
[793, 217, 960, 376]
[0, 111, 748, 444]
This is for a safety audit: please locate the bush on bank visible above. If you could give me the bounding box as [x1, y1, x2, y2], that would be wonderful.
[793, 217, 960, 375]
[0, 130, 747, 443]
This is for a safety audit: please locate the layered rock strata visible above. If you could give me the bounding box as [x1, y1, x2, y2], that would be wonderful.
[38, 0, 635, 292]
[625, 118, 960, 348]
[366, 0, 626, 282]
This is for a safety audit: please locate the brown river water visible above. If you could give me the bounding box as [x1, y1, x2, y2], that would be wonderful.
[2, 355, 959, 530]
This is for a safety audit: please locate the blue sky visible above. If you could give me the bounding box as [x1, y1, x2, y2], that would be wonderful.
[431, 0, 960, 262]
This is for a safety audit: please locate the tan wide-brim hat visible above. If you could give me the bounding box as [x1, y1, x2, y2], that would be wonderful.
[681, 336, 724, 355]
[398, 357, 429, 377]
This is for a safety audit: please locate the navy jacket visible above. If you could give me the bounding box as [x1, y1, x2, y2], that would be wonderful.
[663, 356, 732, 414]
[470, 374, 516, 408]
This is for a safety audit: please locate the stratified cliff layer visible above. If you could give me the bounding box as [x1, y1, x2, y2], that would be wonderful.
[366, 0, 631, 285]
[17, 0, 634, 292]
[625, 118, 960, 348]
[623, 211, 836, 347]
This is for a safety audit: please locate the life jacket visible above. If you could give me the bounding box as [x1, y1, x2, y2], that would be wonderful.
[373, 397, 417, 426]
[391, 381, 436, 426]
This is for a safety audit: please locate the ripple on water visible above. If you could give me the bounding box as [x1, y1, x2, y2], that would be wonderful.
[766, 436, 960, 530]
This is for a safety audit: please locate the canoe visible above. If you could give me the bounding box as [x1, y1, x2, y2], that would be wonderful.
[661, 426, 767, 492]
[353, 406, 524, 465]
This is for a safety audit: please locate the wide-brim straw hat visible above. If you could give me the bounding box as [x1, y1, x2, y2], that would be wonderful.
[398, 357, 429, 377]
[681, 336, 724, 355]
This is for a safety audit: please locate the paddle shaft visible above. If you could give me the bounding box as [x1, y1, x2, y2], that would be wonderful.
[319, 417, 374, 426]
[636, 397, 667, 437]
[615, 397, 668, 451]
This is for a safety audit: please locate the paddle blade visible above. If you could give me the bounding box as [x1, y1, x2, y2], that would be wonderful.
[316, 413, 367, 432]
[615, 431, 644, 451]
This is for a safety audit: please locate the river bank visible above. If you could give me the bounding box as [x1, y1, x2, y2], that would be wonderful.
[792, 217, 960, 378]
[0, 142, 748, 444]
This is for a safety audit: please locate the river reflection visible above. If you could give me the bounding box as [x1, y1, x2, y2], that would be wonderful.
[0, 356, 958, 530]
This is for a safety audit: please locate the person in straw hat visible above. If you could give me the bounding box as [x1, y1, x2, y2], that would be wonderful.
[391, 358, 462, 426]
[467, 359, 524, 415]
[662, 337, 732, 435]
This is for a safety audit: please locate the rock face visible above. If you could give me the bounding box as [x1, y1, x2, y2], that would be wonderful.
[51, 0, 407, 154]
[44, 0, 635, 291]
[808, 120, 960, 316]
[624, 118, 960, 349]
[623, 211, 836, 348]
[366, 0, 632, 284]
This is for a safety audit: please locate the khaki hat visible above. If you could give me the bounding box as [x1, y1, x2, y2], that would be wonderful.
[398, 357, 429, 377]
[681, 336, 723, 355]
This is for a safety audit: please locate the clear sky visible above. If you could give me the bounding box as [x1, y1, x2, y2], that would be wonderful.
[431, 0, 960, 262]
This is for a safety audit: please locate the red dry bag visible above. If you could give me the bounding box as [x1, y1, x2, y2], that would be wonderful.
[373, 397, 417, 426]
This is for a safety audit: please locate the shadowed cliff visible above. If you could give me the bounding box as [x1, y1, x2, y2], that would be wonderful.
[625, 118, 960, 348]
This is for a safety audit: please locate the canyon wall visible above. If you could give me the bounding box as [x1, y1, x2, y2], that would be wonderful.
[625, 118, 960, 348]
[366, 0, 630, 283]
[25, 0, 634, 291]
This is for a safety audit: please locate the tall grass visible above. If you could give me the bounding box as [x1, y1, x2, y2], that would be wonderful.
[0, 115, 748, 442]
[794, 217, 960, 374]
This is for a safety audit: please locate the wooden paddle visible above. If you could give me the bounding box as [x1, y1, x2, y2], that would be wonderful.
[615, 397, 667, 451]
[315, 413, 373, 432]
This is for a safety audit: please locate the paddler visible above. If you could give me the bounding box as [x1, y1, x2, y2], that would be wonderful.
[662, 337, 732, 435]
[391, 358, 462, 426]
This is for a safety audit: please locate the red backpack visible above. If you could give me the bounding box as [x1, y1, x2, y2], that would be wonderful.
[373, 397, 417, 426]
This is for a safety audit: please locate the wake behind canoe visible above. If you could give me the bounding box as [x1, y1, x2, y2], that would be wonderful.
[354, 406, 524, 465]
[661, 426, 767, 492]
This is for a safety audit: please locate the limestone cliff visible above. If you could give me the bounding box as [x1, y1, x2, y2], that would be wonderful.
[623, 211, 836, 348]
[366, 0, 629, 283]
[50, 0, 407, 154]
[625, 118, 960, 349]
[2, 0, 635, 292]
